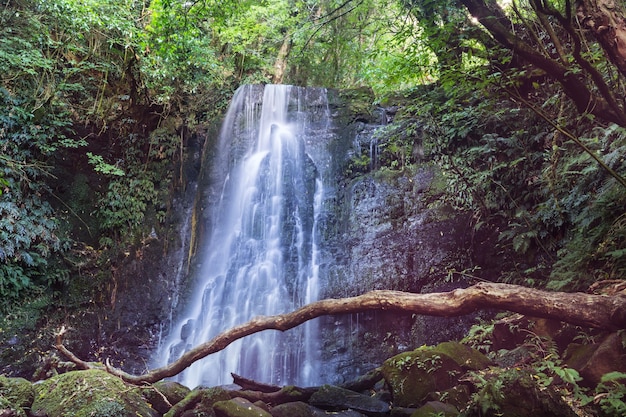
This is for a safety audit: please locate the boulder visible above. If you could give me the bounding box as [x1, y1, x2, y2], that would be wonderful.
[410, 401, 458, 417]
[468, 368, 578, 417]
[30, 369, 157, 417]
[270, 401, 369, 417]
[270, 401, 315, 417]
[142, 380, 191, 414]
[565, 332, 626, 387]
[213, 397, 272, 417]
[0, 375, 34, 417]
[381, 342, 490, 407]
[308, 384, 390, 415]
[164, 386, 231, 417]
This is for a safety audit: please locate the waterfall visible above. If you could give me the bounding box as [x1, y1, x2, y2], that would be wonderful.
[154, 84, 328, 388]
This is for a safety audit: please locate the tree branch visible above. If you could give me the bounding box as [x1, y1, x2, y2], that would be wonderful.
[55, 282, 626, 385]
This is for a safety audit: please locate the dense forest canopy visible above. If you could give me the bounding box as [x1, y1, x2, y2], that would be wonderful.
[0, 0, 625, 330]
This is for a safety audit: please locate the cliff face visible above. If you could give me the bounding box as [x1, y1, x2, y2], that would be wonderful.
[310, 88, 495, 383]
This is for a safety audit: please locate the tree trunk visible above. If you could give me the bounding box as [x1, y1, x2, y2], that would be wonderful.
[460, 0, 626, 126]
[56, 282, 626, 385]
[578, 0, 626, 78]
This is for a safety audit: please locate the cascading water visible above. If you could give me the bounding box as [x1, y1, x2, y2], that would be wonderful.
[154, 84, 329, 388]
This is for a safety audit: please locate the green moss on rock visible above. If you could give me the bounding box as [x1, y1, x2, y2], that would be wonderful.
[142, 380, 191, 414]
[381, 342, 490, 407]
[0, 375, 34, 417]
[164, 386, 232, 417]
[469, 368, 579, 417]
[31, 369, 157, 417]
[411, 401, 458, 417]
[213, 397, 272, 417]
[270, 401, 316, 417]
[0, 375, 34, 410]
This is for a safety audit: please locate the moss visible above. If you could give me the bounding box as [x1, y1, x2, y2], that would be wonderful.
[381, 342, 490, 408]
[31, 369, 156, 417]
[270, 401, 315, 417]
[411, 401, 458, 417]
[142, 380, 191, 414]
[0, 376, 34, 417]
[469, 368, 579, 417]
[337, 86, 375, 123]
[432, 341, 492, 371]
[212, 397, 272, 417]
[164, 386, 232, 417]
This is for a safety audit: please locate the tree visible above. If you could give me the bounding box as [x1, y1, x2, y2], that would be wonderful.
[457, 0, 626, 126]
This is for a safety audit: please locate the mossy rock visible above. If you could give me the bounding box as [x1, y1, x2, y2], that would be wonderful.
[381, 342, 490, 407]
[164, 386, 232, 417]
[270, 401, 317, 417]
[142, 380, 191, 414]
[0, 375, 34, 412]
[309, 384, 390, 414]
[337, 86, 375, 122]
[468, 368, 578, 417]
[213, 397, 272, 417]
[0, 376, 35, 417]
[410, 401, 458, 417]
[432, 342, 492, 370]
[31, 369, 157, 417]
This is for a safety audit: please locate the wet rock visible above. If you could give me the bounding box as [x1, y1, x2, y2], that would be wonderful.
[271, 401, 369, 417]
[309, 384, 390, 415]
[318, 411, 368, 417]
[387, 407, 418, 416]
[270, 401, 316, 417]
[31, 369, 157, 417]
[213, 397, 272, 417]
[410, 401, 458, 417]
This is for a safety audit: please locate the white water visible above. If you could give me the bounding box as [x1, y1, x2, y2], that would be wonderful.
[154, 85, 327, 388]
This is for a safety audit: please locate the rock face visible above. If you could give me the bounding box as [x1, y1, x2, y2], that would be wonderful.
[315, 89, 494, 383]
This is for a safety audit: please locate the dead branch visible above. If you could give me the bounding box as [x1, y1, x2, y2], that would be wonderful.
[55, 282, 626, 385]
[54, 326, 103, 371]
[232, 373, 282, 393]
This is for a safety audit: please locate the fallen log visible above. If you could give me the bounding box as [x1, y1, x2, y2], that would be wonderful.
[55, 282, 626, 385]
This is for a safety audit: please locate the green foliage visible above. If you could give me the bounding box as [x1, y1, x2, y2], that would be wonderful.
[86, 152, 125, 177]
[0, 87, 72, 304]
[462, 321, 495, 354]
[96, 176, 158, 245]
[383, 67, 626, 288]
[593, 372, 626, 416]
[372, 119, 424, 171]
